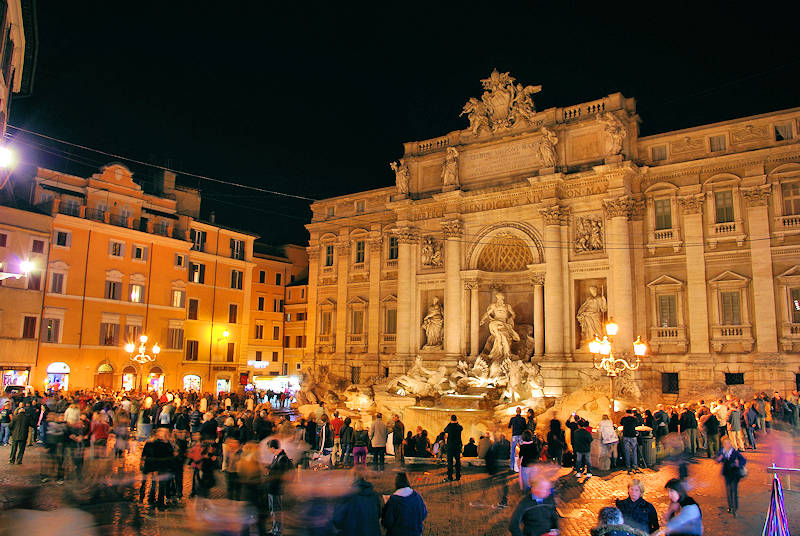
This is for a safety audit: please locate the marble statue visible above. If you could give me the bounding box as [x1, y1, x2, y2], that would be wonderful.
[576, 286, 607, 344]
[599, 112, 627, 155]
[511, 83, 540, 123]
[392, 356, 453, 397]
[461, 70, 541, 134]
[420, 236, 442, 267]
[479, 292, 520, 358]
[390, 159, 409, 195]
[538, 126, 558, 168]
[575, 217, 604, 253]
[460, 97, 490, 135]
[441, 147, 460, 189]
[421, 296, 444, 349]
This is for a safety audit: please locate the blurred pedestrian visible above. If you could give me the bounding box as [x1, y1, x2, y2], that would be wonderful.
[656, 478, 703, 536]
[333, 470, 383, 536]
[382, 472, 428, 536]
[8, 406, 30, 464]
[714, 436, 746, 517]
[508, 476, 559, 536]
[591, 506, 647, 536]
[266, 438, 293, 536]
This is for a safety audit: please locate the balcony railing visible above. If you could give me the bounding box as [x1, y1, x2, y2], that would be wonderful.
[648, 325, 688, 353]
[653, 229, 675, 240]
[346, 334, 365, 344]
[711, 324, 754, 352]
[778, 214, 800, 229]
[706, 220, 746, 248]
[381, 333, 397, 343]
[385, 259, 398, 269]
[58, 203, 82, 217]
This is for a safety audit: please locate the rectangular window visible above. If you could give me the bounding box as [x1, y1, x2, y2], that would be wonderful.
[99, 322, 120, 346]
[231, 269, 243, 289]
[41, 318, 60, 343]
[301, 288, 305, 299]
[254, 324, 264, 339]
[782, 182, 800, 216]
[259, 270, 266, 283]
[384, 367, 390, 378]
[0, 233, 6, 247]
[171, 289, 185, 308]
[351, 309, 364, 334]
[653, 199, 672, 230]
[54, 231, 71, 247]
[354, 240, 365, 264]
[658, 295, 678, 327]
[110, 241, 124, 257]
[275, 272, 282, 285]
[129, 284, 144, 303]
[297, 312, 306, 321]
[327, 206, 335, 217]
[790, 288, 800, 324]
[167, 328, 184, 349]
[285, 313, 291, 321]
[22, 316, 37, 339]
[272, 351, 278, 362]
[775, 124, 794, 141]
[350, 366, 361, 385]
[651, 145, 667, 161]
[255, 350, 262, 362]
[230, 238, 245, 260]
[31, 239, 45, 254]
[321, 311, 332, 334]
[709, 134, 727, 152]
[296, 335, 303, 347]
[661, 372, 679, 395]
[27, 271, 41, 291]
[175, 254, 185, 267]
[725, 372, 745, 385]
[325, 245, 334, 267]
[258, 296, 265, 311]
[720, 291, 742, 325]
[125, 324, 141, 344]
[273, 326, 280, 339]
[190, 229, 206, 252]
[185, 340, 199, 361]
[133, 245, 148, 261]
[189, 262, 205, 284]
[105, 280, 122, 300]
[228, 304, 238, 323]
[187, 298, 199, 320]
[385, 308, 397, 334]
[284, 335, 291, 347]
[388, 236, 399, 260]
[50, 272, 64, 294]
[226, 342, 235, 362]
[715, 190, 734, 223]
[355, 200, 365, 213]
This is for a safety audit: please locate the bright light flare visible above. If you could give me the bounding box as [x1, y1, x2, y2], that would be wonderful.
[588, 334, 602, 354]
[125, 342, 135, 353]
[633, 336, 647, 357]
[599, 336, 612, 355]
[139, 334, 148, 343]
[605, 318, 619, 337]
[152, 343, 160, 354]
[222, 330, 230, 338]
[0, 147, 15, 169]
[19, 260, 34, 273]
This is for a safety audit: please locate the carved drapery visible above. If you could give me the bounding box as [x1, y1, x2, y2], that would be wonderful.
[441, 219, 463, 239]
[603, 196, 634, 219]
[677, 194, 704, 214]
[539, 205, 569, 226]
[476, 233, 534, 272]
[420, 236, 443, 267]
[742, 184, 772, 207]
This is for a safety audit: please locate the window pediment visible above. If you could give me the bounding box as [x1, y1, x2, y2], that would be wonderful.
[105, 269, 124, 281]
[347, 296, 368, 308]
[647, 275, 684, 290]
[382, 294, 398, 304]
[709, 270, 749, 288]
[171, 279, 187, 289]
[777, 265, 800, 283]
[319, 298, 336, 310]
[130, 273, 147, 284]
[49, 260, 69, 271]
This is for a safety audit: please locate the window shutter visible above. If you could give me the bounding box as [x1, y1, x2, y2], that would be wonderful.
[199, 264, 205, 283]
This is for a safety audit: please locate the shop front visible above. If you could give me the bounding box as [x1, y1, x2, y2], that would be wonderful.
[2, 367, 30, 388]
[250, 374, 301, 395]
[122, 366, 137, 391]
[45, 362, 70, 391]
[183, 374, 201, 392]
[216, 376, 231, 394]
[147, 366, 164, 392]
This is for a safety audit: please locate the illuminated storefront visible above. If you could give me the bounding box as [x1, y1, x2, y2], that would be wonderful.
[147, 366, 164, 392]
[2, 368, 29, 387]
[122, 366, 137, 391]
[251, 374, 300, 394]
[45, 362, 70, 391]
[183, 374, 201, 391]
[216, 377, 231, 393]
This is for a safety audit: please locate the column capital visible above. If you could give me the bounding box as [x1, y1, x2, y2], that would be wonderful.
[602, 195, 635, 219]
[392, 227, 419, 244]
[539, 205, 570, 226]
[441, 218, 463, 239]
[335, 242, 350, 255]
[367, 237, 383, 252]
[530, 274, 545, 286]
[742, 184, 772, 207]
[307, 247, 320, 261]
[677, 193, 705, 215]
[629, 198, 646, 221]
[464, 280, 478, 291]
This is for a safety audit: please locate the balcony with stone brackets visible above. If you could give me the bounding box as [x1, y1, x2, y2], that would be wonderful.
[706, 219, 746, 249]
[646, 227, 683, 254]
[710, 324, 754, 353]
[316, 334, 335, 354]
[773, 214, 800, 243]
[648, 326, 688, 353]
[779, 323, 800, 352]
[346, 333, 367, 354]
[380, 333, 397, 354]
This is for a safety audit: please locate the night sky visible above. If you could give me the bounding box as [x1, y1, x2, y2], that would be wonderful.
[7, 2, 799, 245]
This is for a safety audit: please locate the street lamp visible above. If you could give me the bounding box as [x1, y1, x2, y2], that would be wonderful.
[0, 146, 16, 190]
[125, 334, 160, 392]
[0, 259, 34, 281]
[589, 318, 647, 415]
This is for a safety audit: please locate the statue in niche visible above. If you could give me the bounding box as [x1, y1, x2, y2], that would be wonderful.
[575, 217, 604, 253]
[576, 285, 607, 345]
[599, 112, 627, 155]
[460, 97, 490, 136]
[479, 292, 520, 359]
[441, 147, 460, 189]
[421, 296, 444, 349]
[538, 126, 558, 168]
[420, 236, 442, 267]
[390, 159, 409, 195]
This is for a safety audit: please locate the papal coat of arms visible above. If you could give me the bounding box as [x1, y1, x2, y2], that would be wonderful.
[460, 69, 541, 135]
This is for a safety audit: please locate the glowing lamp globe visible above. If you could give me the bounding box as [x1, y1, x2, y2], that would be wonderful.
[599, 336, 612, 355]
[152, 343, 161, 355]
[0, 147, 15, 169]
[633, 336, 647, 357]
[588, 335, 602, 354]
[139, 334, 148, 344]
[222, 330, 230, 338]
[19, 260, 33, 274]
[125, 342, 135, 353]
[605, 318, 619, 337]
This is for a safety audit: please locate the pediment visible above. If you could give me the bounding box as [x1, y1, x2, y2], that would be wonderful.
[129, 273, 146, 284]
[709, 270, 749, 288]
[318, 298, 336, 308]
[105, 269, 124, 280]
[777, 265, 800, 282]
[171, 279, 187, 289]
[647, 274, 684, 288]
[49, 260, 69, 270]
[382, 294, 398, 304]
[347, 296, 368, 306]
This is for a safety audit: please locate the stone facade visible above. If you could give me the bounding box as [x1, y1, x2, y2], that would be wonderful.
[305, 71, 800, 401]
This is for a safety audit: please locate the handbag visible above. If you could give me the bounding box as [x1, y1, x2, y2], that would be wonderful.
[739, 465, 748, 478]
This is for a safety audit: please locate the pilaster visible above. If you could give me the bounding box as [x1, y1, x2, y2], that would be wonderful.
[678, 194, 710, 354]
[367, 237, 382, 356]
[442, 219, 463, 356]
[743, 185, 778, 352]
[603, 195, 635, 351]
[540, 205, 568, 356]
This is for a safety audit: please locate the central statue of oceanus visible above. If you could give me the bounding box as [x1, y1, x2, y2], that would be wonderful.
[479, 292, 519, 358]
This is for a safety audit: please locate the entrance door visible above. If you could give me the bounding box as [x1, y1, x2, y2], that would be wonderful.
[95, 373, 113, 389]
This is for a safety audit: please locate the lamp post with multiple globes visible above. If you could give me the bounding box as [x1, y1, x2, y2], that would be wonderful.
[125, 335, 160, 392]
[588, 317, 648, 416]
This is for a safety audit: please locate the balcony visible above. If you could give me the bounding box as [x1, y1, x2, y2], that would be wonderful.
[316, 334, 335, 353]
[385, 259, 398, 269]
[773, 214, 800, 242]
[648, 326, 688, 353]
[711, 324, 754, 352]
[706, 220, 746, 248]
[780, 323, 800, 352]
[346, 333, 367, 354]
[647, 227, 683, 253]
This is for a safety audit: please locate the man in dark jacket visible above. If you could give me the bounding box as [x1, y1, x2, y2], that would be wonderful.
[572, 419, 593, 477]
[679, 405, 698, 455]
[382, 472, 427, 536]
[267, 439, 292, 536]
[340, 417, 354, 467]
[392, 414, 405, 467]
[332, 472, 384, 536]
[443, 415, 463, 481]
[509, 476, 559, 536]
[254, 410, 274, 441]
[9, 406, 30, 464]
[508, 407, 527, 471]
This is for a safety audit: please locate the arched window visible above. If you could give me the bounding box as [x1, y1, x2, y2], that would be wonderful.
[476, 233, 533, 272]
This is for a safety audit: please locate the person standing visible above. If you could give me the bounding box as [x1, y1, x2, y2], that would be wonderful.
[443, 414, 463, 482]
[517, 430, 539, 490]
[678, 405, 698, 456]
[546, 419, 566, 466]
[508, 476, 559, 536]
[353, 422, 369, 467]
[714, 436, 746, 517]
[340, 416, 354, 467]
[620, 409, 640, 474]
[392, 414, 405, 467]
[508, 407, 526, 472]
[333, 471, 384, 536]
[8, 406, 30, 464]
[330, 411, 344, 466]
[745, 402, 759, 449]
[369, 413, 388, 471]
[485, 433, 509, 508]
[597, 414, 619, 470]
[572, 419, 593, 478]
[700, 410, 719, 459]
[615, 479, 659, 534]
[657, 478, 703, 535]
[382, 472, 428, 536]
[0, 401, 12, 446]
[266, 439, 293, 536]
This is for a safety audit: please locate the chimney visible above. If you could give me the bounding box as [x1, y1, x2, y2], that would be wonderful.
[162, 170, 176, 194]
[209, 211, 215, 223]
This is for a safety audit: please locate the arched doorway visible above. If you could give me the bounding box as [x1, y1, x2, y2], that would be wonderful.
[147, 366, 164, 392]
[95, 363, 114, 389]
[45, 362, 70, 391]
[122, 366, 137, 391]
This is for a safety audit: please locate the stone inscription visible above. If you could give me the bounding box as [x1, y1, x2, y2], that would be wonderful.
[460, 138, 541, 179]
[569, 132, 603, 161]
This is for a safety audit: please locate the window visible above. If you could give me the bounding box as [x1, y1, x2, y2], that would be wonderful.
[230, 239, 245, 260]
[296, 335, 303, 347]
[167, 328, 184, 349]
[388, 236, 399, 260]
[720, 291, 742, 325]
[41, 318, 60, 343]
[384, 367, 389, 378]
[355, 200, 365, 213]
[228, 304, 238, 323]
[776, 124, 794, 141]
[27, 271, 41, 291]
[185, 340, 199, 361]
[189, 262, 205, 284]
[110, 241, 124, 257]
[129, 284, 144, 303]
[133, 245, 148, 261]
[275, 273, 282, 285]
[385, 308, 397, 334]
[226, 342, 235, 362]
[190, 229, 206, 252]
[105, 280, 122, 300]
[231, 269, 243, 290]
[285, 313, 291, 321]
[258, 296, 265, 311]
[658, 295, 678, 327]
[50, 272, 64, 294]
[291, 274, 295, 282]
[0, 233, 6, 247]
[782, 182, 800, 216]
[709, 134, 727, 152]
[654, 199, 672, 230]
[254, 324, 264, 339]
[54, 231, 71, 248]
[791, 288, 800, 324]
[297, 312, 306, 321]
[351, 310, 364, 334]
[297, 363, 302, 370]
[171, 289, 185, 308]
[273, 299, 283, 312]
[156, 220, 170, 235]
[188, 299, 199, 320]
[284, 336, 291, 347]
[714, 190, 734, 223]
[651, 145, 667, 161]
[324, 245, 334, 267]
[327, 206, 335, 217]
[725, 372, 745, 385]
[175, 254, 185, 267]
[31, 240, 44, 254]
[354, 240, 365, 264]
[661, 372, 679, 394]
[301, 288, 305, 299]
[320, 311, 332, 334]
[255, 351, 262, 361]
[259, 270, 266, 283]
[99, 322, 120, 346]
[350, 366, 361, 384]
[22, 316, 36, 339]
[125, 324, 141, 343]
[273, 326, 280, 339]
[272, 351, 278, 362]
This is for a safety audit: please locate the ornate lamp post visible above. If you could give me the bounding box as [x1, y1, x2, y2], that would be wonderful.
[588, 317, 648, 415]
[125, 335, 160, 391]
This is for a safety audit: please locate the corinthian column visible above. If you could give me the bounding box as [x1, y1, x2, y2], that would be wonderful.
[442, 219, 463, 357]
[603, 196, 635, 351]
[540, 205, 568, 356]
[531, 274, 545, 357]
[395, 227, 417, 360]
[465, 280, 479, 356]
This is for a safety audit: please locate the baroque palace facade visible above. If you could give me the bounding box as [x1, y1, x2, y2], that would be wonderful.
[305, 70, 800, 400]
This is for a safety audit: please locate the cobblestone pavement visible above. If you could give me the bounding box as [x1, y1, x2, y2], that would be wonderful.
[1, 438, 799, 535]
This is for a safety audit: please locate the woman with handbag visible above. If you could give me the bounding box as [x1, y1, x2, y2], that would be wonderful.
[713, 436, 746, 517]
